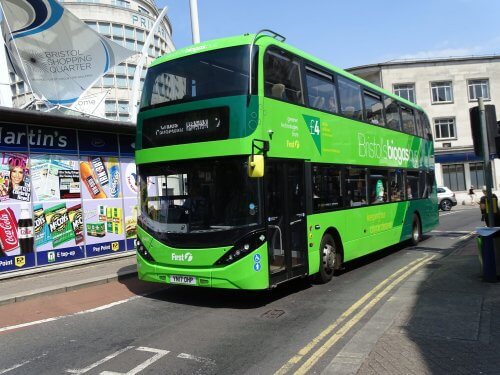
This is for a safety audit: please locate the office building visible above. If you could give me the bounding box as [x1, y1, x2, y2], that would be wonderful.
[348, 55, 500, 197]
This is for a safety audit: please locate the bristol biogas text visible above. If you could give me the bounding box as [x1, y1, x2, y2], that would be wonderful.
[358, 132, 418, 166]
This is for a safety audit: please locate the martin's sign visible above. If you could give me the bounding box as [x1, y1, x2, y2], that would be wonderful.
[0, 124, 77, 153]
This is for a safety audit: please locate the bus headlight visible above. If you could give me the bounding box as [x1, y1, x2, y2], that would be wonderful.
[215, 230, 266, 266]
[136, 238, 155, 262]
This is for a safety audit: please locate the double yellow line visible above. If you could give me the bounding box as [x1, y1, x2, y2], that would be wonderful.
[275, 254, 436, 375]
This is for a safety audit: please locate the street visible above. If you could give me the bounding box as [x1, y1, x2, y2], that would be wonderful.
[0, 205, 483, 374]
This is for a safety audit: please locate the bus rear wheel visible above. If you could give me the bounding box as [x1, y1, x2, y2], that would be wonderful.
[410, 215, 421, 246]
[317, 234, 340, 283]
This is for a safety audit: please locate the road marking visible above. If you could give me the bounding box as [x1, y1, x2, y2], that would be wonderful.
[100, 347, 170, 375]
[458, 232, 476, 241]
[0, 353, 47, 374]
[66, 346, 134, 374]
[177, 353, 216, 365]
[0, 296, 141, 334]
[274, 254, 435, 375]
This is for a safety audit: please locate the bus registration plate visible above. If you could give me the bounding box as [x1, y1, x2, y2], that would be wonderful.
[170, 275, 197, 285]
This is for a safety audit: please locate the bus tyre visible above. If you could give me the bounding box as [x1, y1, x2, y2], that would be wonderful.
[317, 234, 339, 283]
[410, 215, 421, 246]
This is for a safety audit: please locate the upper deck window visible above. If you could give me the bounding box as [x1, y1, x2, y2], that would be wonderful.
[140, 46, 256, 109]
[305, 67, 338, 113]
[338, 76, 363, 121]
[264, 48, 304, 105]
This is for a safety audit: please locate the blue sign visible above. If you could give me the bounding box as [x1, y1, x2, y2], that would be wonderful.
[86, 240, 126, 257]
[79, 131, 119, 156]
[119, 135, 136, 157]
[29, 126, 78, 154]
[253, 262, 262, 272]
[126, 238, 136, 251]
[36, 246, 85, 266]
[0, 123, 29, 152]
[253, 254, 261, 263]
[0, 253, 36, 273]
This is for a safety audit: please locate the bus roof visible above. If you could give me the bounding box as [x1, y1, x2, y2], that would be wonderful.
[150, 33, 423, 112]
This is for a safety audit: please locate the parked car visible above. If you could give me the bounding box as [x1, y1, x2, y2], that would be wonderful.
[437, 186, 458, 211]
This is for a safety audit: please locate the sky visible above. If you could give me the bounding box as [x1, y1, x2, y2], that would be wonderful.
[157, 0, 500, 69]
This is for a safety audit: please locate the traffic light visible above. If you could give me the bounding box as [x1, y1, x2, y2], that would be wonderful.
[470, 105, 499, 158]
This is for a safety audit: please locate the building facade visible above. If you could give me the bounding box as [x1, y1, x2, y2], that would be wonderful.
[347, 56, 500, 201]
[8, 0, 175, 121]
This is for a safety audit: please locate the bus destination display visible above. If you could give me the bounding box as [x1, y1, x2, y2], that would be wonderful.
[142, 107, 229, 147]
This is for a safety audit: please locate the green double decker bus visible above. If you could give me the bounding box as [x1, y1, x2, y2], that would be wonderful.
[135, 30, 438, 289]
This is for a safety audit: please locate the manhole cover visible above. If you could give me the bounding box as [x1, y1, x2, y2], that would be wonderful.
[261, 309, 285, 319]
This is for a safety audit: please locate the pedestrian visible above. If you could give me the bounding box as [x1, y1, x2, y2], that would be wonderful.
[468, 186, 476, 205]
[479, 186, 500, 226]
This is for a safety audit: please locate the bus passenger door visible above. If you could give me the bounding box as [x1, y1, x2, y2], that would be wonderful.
[265, 160, 308, 285]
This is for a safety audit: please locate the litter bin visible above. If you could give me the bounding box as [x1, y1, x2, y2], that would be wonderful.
[476, 227, 500, 282]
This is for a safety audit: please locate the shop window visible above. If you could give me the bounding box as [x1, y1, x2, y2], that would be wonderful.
[442, 164, 465, 191]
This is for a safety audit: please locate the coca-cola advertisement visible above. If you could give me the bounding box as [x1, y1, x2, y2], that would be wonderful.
[0, 152, 31, 202]
[0, 203, 36, 273]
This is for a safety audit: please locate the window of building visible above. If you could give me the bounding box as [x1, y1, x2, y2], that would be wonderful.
[468, 79, 490, 101]
[103, 75, 115, 87]
[105, 100, 117, 113]
[136, 29, 145, 42]
[393, 83, 416, 103]
[346, 167, 367, 206]
[442, 164, 466, 191]
[116, 76, 128, 88]
[384, 96, 401, 131]
[264, 48, 304, 105]
[138, 6, 150, 14]
[17, 82, 25, 94]
[434, 118, 456, 140]
[117, 101, 129, 113]
[112, 24, 123, 37]
[125, 39, 135, 50]
[112, 0, 130, 8]
[470, 162, 485, 189]
[125, 26, 135, 39]
[10, 85, 16, 96]
[85, 21, 98, 31]
[431, 81, 453, 103]
[338, 76, 363, 121]
[305, 67, 337, 113]
[363, 91, 384, 126]
[98, 22, 111, 35]
[311, 164, 343, 212]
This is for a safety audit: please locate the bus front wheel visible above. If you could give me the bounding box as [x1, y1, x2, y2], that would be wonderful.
[317, 234, 340, 283]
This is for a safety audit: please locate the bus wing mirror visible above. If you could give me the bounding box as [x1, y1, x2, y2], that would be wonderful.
[248, 155, 265, 178]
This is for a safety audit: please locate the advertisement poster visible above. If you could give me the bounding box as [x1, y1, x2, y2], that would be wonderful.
[0, 202, 36, 273]
[0, 152, 31, 202]
[31, 154, 81, 201]
[34, 200, 85, 266]
[121, 158, 138, 250]
[81, 156, 126, 256]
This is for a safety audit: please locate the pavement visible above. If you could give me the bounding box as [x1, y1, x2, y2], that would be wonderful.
[0, 233, 500, 374]
[0, 252, 137, 305]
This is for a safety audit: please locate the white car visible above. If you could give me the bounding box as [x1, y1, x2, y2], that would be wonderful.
[437, 186, 458, 211]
